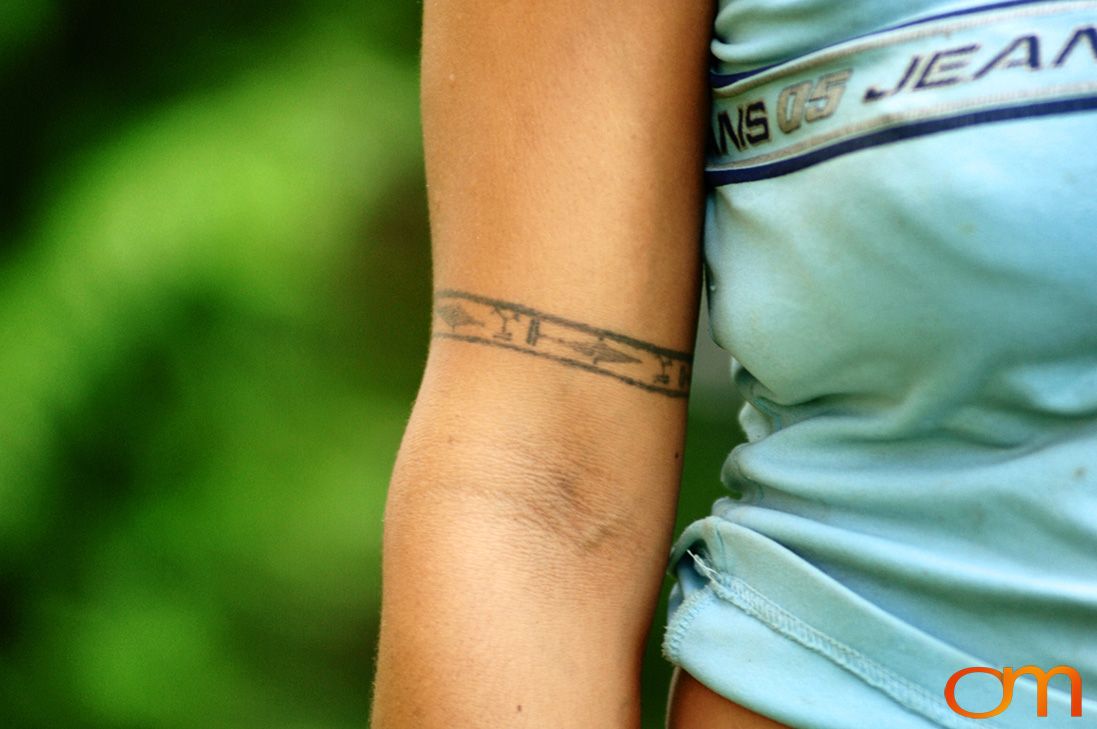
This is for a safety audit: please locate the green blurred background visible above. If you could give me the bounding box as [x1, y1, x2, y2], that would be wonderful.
[0, 2, 743, 726]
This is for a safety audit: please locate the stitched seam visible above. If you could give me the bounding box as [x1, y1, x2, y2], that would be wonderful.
[688, 552, 996, 729]
[662, 584, 717, 664]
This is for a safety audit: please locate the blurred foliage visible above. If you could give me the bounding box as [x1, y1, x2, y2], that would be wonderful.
[0, 2, 740, 727]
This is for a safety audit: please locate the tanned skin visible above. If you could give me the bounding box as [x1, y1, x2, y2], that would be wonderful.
[371, 1, 788, 726]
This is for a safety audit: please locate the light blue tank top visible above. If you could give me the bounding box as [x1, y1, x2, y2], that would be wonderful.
[665, 2, 1097, 726]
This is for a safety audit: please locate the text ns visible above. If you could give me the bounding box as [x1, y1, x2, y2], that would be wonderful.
[712, 69, 852, 155]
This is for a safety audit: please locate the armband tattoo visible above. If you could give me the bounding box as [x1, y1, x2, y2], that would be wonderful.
[432, 289, 692, 398]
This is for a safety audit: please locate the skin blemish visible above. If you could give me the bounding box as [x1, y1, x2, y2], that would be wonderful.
[1074, 466, 1087, 480]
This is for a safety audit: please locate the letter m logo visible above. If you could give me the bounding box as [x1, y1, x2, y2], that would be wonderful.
[945, 665, 1083, 719]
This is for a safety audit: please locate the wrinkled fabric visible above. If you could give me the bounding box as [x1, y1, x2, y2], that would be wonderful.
[665, 2, 1097, 726]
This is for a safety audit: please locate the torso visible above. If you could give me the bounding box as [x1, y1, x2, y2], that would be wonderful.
[666, 668, 788, 729]
[663, 0, 1097, 724]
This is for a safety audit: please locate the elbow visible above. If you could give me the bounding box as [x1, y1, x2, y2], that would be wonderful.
[388, 420, 636, 558]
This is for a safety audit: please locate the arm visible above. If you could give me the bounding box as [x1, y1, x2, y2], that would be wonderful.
[371, 1, 712, 726]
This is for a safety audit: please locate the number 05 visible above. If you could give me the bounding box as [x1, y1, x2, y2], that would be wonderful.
[776, 69, 853, 133]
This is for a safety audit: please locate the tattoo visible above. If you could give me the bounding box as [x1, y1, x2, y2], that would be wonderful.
[432, 289, 692, 398]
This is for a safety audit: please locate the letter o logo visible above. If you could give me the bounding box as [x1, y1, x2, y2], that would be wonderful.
[945, 667, 1014, 719]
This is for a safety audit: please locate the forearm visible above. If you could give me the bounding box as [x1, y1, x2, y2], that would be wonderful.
[371, 344, 690, 728]
[372, 0, 712, 723]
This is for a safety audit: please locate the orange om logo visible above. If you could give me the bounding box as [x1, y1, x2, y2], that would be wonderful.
[945, 665, 1083, 719]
